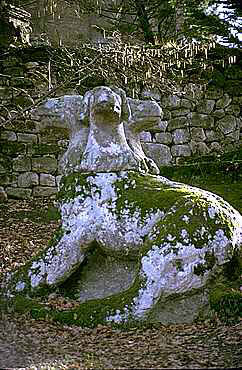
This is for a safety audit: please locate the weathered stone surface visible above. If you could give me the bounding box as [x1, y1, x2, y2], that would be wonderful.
[13, 156, 31, 172]
[32, 157, 58, 174]
[190, 141, 210, 155]
[218, 115, 237, 135]
[197, 99, 215, 114]
[155, 132, 172, 144]
[18, 172, 39, 187]
[143, 143, 172, 166]
[3, 87, 242, 327]
[33, 186, 58, 197]
[171, 108, 190, 118]
[1, 130, 17, 141]
[188, 113, 214, 129]
[0, 186, 8, 202]
[140, 131, 152, 142]
[172, 129, 190, 144]
[141, 89, 161, 101]
[216, 94, 232, 109]
[190, 127, 206, 142]
[40, 173, 56, 187]
[212, 109, 225, 119]
[225, 130, 240, 142]
[209, 142, 222, 152]
[225, 104, 240, 116]
[205, 129, 223, 142]
[161, 95, 180, 109]
[6, 187, 32, 199]
[167, 117, 188, 131]
[171, 144, 191, 157]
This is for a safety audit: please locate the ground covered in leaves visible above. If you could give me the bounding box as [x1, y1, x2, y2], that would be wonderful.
[0, 199, 241, 369]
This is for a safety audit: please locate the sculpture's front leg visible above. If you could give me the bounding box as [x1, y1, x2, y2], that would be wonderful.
[4, 228, 92, 297]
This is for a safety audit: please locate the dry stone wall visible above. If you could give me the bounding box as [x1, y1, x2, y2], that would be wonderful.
[0, 53, 241, 200]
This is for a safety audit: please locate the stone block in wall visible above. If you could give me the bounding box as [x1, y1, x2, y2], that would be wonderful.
[33, 186, 57, 197]
[0, 141, 26, 156]
[18, 172, 39, 188]
[161, 95, 180, 109]
[140, 132, 152, 142]
[190, 128, 206, 142]
[28, 143, 61, 155]
[197, 100, 215, 114]
[205, 129, 223, 142]
[0, 131, 17, 141]
[209, 142, 222, 153]
[173, 129, 190, 144]
[0, 154, 11, 173]
[180, 99, 195, 109]
[216, 94, 232, 109]
[13, 156, 31, 172]
[188, 113, 214, 129]
[155, 132, 172, 145]
[205, 88, 223, 100]
[32, 157, 57, 174]
[225, 130, 240, 142]
[6, 187, 32, 199]
[212, 109, 225, 119]
[171, 144, 191, 157]
[7, 120, 40, 134]
[162, 109, 172, 121]
[0, 173, 17, 186]
[39, 126, 69, 144]
[171, 108, 190, 118]
[141, 89, 161, 101]
[17, 133, 38, 144]
[218, 115, 237, 135]
[225, 104, 240, 116]
[167, 117, 188, 131]
[40, 173, 56, 187]
[142, 143, 172, 166]
[190, 141, 210, 156]
[232, 96, 242, 106]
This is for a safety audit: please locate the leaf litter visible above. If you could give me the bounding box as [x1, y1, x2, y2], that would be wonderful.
[0, 199, 241, 369]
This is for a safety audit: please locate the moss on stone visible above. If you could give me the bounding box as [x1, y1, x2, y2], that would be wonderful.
[0, 141, 26, 156]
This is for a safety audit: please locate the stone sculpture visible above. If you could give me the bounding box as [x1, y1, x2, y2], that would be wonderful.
[3, 86, 242, 325]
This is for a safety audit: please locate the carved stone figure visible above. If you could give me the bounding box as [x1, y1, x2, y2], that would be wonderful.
[3, 86, 242, 326]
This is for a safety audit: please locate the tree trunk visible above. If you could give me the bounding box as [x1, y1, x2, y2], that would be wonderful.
[133, 0, 155, 44]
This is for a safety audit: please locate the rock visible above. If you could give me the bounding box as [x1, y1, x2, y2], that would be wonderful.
[172, 128, 190, 144]
[171, 144, 191, 157]
[32, 157, 58, 174]
[190, 128, 206, 142]
[142, 143, 172, 166]
[218, 115, 237, 135]
[33, 186, 57, 197]
[13, 156, 31, 172]
[216, 94, 232, 109]
[167, 117, 188, 131]
[190, 141, 210, 155]
[39, 173, 56, 187]
[18, 172, 39, 187]
[188, 113, 214, 129]
[3, 86, 242, 327]
[155, 132, 172, 145]
[6, 187, 32, 199]
[197, 100, 215, 114]
[17, 133, 38, 144]
[1, 130, 17, 141]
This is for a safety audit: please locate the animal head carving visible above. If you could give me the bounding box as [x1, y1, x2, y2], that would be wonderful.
[79, 86, 131, 126]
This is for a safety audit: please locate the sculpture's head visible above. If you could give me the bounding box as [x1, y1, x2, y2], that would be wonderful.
[80, 86, 131, 126]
